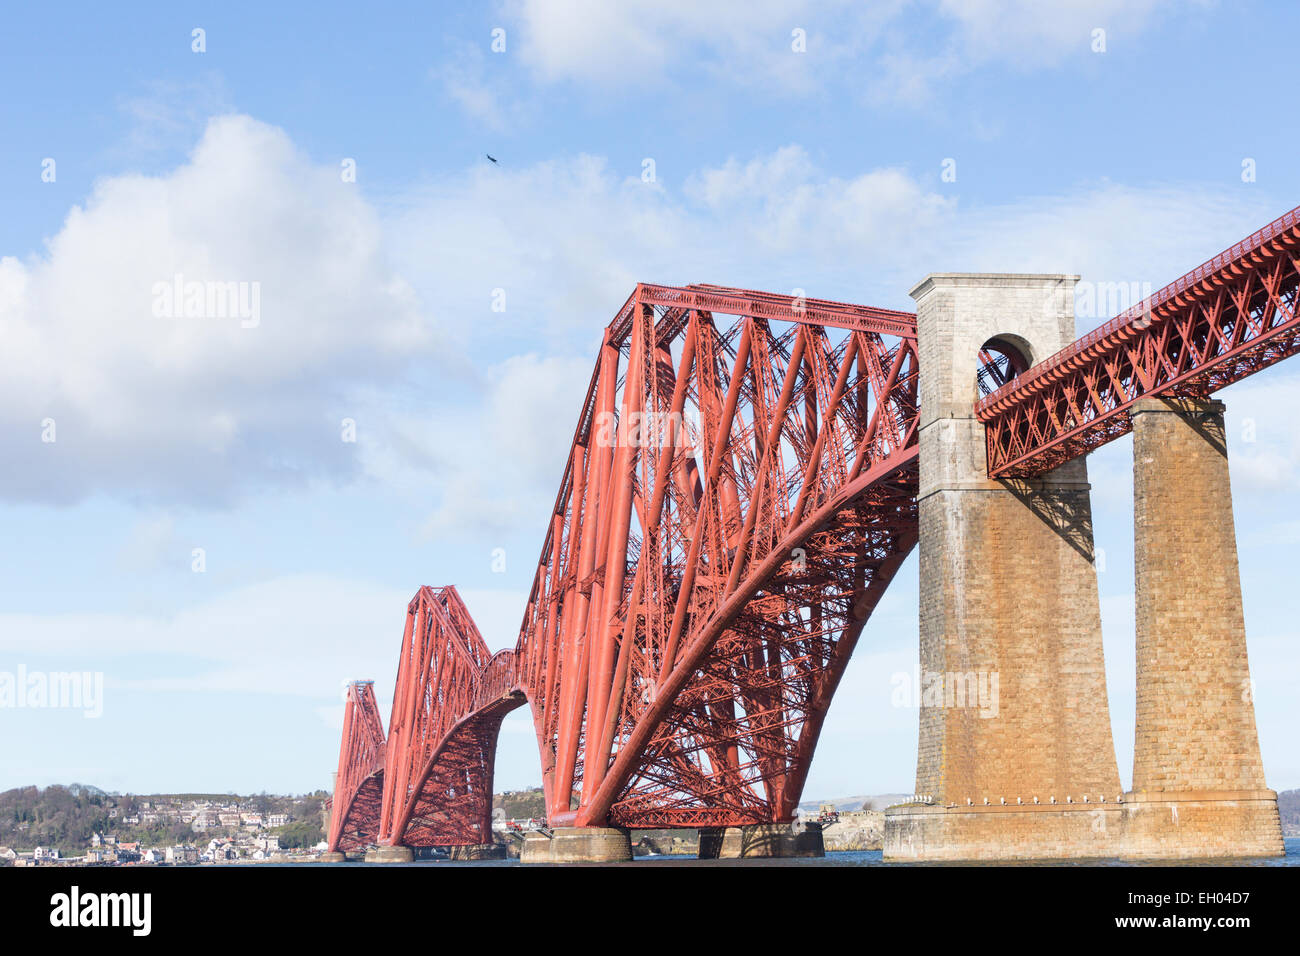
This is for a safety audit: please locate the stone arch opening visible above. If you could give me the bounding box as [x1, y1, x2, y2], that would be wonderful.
[976, 335, 1033, 398]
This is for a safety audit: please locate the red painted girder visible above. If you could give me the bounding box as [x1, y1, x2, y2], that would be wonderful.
[608, 283, 918, 345]
[978, 204, 1300, 476]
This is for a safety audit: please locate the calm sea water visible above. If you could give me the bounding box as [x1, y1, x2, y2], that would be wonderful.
[309, 837, 1300, 867]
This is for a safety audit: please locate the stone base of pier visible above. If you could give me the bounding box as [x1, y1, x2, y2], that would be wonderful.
[695, 828, 724, 859]
[449, 842, 508, 861]
[884, 794, 1285, 861]
[883, 802, 1122, 862]
[1119, 791, 1284, 860]
[318, 851, 347, 863]
[363, 845, 414, 864]
[707, 823, 824, 859]
[519, 827, 633, 864]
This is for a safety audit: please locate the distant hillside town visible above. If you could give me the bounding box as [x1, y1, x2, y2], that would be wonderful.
[2, 783, 1293, 865]
[0, 784, 326, 866]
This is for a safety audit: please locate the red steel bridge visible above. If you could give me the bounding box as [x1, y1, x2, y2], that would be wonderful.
[327, 203, 1300, 853]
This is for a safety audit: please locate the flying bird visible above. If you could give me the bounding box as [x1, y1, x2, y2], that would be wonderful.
[486, 153, 498, 164]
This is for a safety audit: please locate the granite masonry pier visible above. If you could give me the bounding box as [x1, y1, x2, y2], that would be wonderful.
[885, 274, 1121, 861]
[884, 274, 1282, 861]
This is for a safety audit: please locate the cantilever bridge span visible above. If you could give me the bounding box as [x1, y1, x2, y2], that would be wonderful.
[331, 283, 923, 849]
[328, 204, 1300, 858]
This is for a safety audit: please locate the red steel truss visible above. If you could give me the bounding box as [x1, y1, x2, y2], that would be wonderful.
[328, 283, 922, 841]
[979, 204, 1300, 476]
[325, 681, 386, 852]
[512, 284, 920, 828]
[375, 586, 523, 847]
[330, 208, 1300, 841]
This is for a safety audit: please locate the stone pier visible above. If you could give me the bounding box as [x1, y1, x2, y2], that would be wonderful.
[519, 827, 633, 864]
[364, 844, 414, 863]
[885, 274, 1122, 861]
[1122, 397, 1283, 858]
[715, 823, 824, 859]
[449, 843, 508, 861]
[695, 828, 725, 859]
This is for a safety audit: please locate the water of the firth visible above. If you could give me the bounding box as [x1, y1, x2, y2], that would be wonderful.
[302, 838, 1300, 867]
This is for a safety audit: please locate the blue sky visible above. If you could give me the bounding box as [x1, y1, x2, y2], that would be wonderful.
[1, 0, 1298, 800]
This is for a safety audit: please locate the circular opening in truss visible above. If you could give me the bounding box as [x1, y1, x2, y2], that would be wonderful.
[976, 336, 1031, 397]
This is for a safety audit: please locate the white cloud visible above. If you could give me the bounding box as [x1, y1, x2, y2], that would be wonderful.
[481, 0, 1189, 107]
[506, 0, 819, 85]
[391, 145, 1275, 345]
[385, 154, 678, 347]
[504, 0, 893, 94]
[936, 0, 1178, 66]
[5, 117, 1281, 548]
[0, 114, 438, 506]
[684, 148, 956, 258]
[376, 145, 1282, 540]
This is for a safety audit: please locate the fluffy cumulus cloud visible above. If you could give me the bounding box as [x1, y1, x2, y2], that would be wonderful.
[0, 115, 435, 506]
